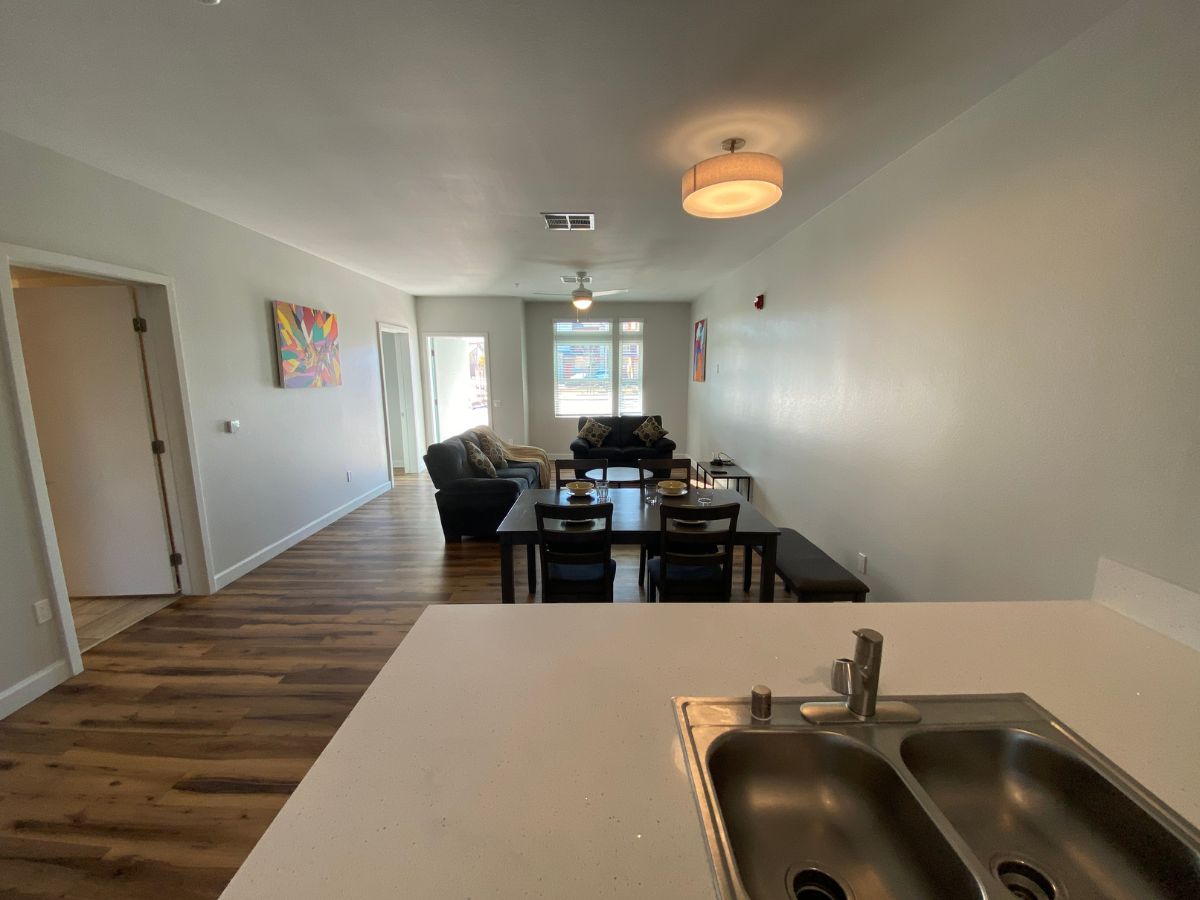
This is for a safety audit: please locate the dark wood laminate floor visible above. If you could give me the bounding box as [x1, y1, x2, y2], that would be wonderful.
[0, 474, 774, 899]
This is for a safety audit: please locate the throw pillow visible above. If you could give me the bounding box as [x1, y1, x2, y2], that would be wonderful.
[465, 441, 497, 478]
[632, 416, 668, 446]
[477, 431, 507, 468]
[576, 417, 612, 448]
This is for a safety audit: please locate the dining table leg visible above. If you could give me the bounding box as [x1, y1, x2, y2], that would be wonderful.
[757, 533, 777, 602]
[527, 543, 537, 595]
[500, 537, 515, 603]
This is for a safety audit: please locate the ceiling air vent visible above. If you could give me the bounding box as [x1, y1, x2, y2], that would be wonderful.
[542, 212, 595, 231]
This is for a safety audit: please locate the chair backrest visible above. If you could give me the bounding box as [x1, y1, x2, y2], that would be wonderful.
[657, 502, 740, 602]
[555, 458, 607, 491]
[535, 502, 614, 602]
[639, 457, 692, 488]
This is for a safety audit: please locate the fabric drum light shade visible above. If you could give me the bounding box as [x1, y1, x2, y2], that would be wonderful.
[681, 150, 783, 218]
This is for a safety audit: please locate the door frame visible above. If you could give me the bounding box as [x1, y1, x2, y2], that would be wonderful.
[376, 322, 422, 483]
[0, 244, 215, 676]
[421, 331, 493, 443]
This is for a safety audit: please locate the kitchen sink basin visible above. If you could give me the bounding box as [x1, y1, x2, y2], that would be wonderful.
[902, 727, 1200, 900]
[675, 694, 1200, 900]
[708, 730, 980, 899]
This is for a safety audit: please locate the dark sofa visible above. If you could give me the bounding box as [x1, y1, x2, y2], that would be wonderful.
[570, 415, 676, 463]
[423, 430, 540, 541]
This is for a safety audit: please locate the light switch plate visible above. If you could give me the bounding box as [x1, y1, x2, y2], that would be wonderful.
[33, 598, 53, 624]
[857, 553, 868, 574]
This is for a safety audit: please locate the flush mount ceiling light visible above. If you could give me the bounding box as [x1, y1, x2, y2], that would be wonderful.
[682, 138, 783, 219]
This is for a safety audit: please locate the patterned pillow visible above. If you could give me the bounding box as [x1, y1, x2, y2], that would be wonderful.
[632, 417, 668, 446]
[465, 440, 496, 477]
[477, 431, 507, 468]
[576, 417, 613, 448]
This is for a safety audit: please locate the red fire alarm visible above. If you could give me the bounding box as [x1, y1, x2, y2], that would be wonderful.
[753, 293, 765, 310]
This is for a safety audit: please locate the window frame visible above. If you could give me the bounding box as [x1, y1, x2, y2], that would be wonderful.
[552, 317, 644, 418]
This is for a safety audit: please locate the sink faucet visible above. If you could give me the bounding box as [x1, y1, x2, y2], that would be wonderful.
[800, 628, 921, 724]
[832, 628, 883, 717]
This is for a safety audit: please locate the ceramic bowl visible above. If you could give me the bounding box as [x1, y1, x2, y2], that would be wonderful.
[656, 479, 688, 496]
[565, 481, 594, 497]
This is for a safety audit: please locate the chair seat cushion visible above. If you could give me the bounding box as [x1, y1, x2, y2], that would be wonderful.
[647, 559, 721, 583]
[549, 559, 618, 582]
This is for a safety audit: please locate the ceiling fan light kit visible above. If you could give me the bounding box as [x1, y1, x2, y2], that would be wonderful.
[682, 137, 783, 219]
[533, 270, 627, 310]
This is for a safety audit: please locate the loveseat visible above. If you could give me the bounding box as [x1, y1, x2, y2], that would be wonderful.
[423, 430, 539, 541]
[569, 415, 676, 464]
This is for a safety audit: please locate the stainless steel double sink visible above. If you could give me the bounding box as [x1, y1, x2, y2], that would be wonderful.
[674, 694, 1200, 899]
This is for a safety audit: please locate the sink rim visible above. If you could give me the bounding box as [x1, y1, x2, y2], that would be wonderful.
[674, 692, 1200, 900]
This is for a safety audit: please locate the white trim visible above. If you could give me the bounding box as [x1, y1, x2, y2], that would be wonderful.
[212, 481, 392, 589]
[0, 659, 71, 720]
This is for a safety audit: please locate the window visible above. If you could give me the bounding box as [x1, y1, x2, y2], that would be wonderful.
[618, 320, 643, 415]
[553, 319, 643, 417]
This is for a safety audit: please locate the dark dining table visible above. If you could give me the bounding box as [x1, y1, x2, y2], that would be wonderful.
[496, 487, 780, 603]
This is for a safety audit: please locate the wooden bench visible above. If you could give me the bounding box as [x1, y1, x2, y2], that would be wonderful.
[744, 527, 868, 602]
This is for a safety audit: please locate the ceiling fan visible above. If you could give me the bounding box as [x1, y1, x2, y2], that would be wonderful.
[534, 270, 628, 310]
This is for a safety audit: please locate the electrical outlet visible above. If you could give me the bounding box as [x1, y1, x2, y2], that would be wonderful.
[345, 470, 353, 483]
[33, 598, 53, 624]
[857, 553, 868, 575]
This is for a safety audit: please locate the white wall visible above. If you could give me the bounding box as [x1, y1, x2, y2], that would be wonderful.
[525, 301, 693, 454]
[416, 296, 528, 444]
[687, 0, 1200, 604]
[0, 130, 421, 710]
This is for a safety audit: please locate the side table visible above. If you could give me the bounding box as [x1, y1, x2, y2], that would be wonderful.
[695, 460, 753, 502]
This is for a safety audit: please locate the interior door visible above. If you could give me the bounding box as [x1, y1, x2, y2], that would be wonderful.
[381, 331, 410, 470]
[15, 285, 176, 596]
[427, 334, 490, 442]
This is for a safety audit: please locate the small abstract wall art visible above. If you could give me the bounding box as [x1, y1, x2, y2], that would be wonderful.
[692, 318, 707, 382]
[272, 300, 342, 388]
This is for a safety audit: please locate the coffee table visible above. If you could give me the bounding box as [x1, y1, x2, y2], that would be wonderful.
[585, 466, 650, 486]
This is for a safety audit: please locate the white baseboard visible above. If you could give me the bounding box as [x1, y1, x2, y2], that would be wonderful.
[0, 658, 71, 719]
[213, 482, 393, 590]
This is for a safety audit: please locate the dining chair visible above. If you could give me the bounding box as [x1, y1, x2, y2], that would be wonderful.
[534, 501, 616, 602]
[555, 458, 607, 491]
[646, 502, 740, 603]
[635, 457, 693, 587]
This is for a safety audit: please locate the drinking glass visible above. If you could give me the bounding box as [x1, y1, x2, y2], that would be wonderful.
[697, 487, 713, 505]
[595, 480, 609, 502]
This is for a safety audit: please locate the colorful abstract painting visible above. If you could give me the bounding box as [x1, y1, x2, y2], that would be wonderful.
[692, 318, 707, 382]
[273, 300, 342, 388]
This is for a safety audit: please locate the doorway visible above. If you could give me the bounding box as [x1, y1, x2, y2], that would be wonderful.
[3, 250, 209, 660]
[426, 333, 491, 442]
[377, 323, 420, 480]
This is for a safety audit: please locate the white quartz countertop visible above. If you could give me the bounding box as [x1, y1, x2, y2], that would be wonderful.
[220, 601, 1200, 899]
